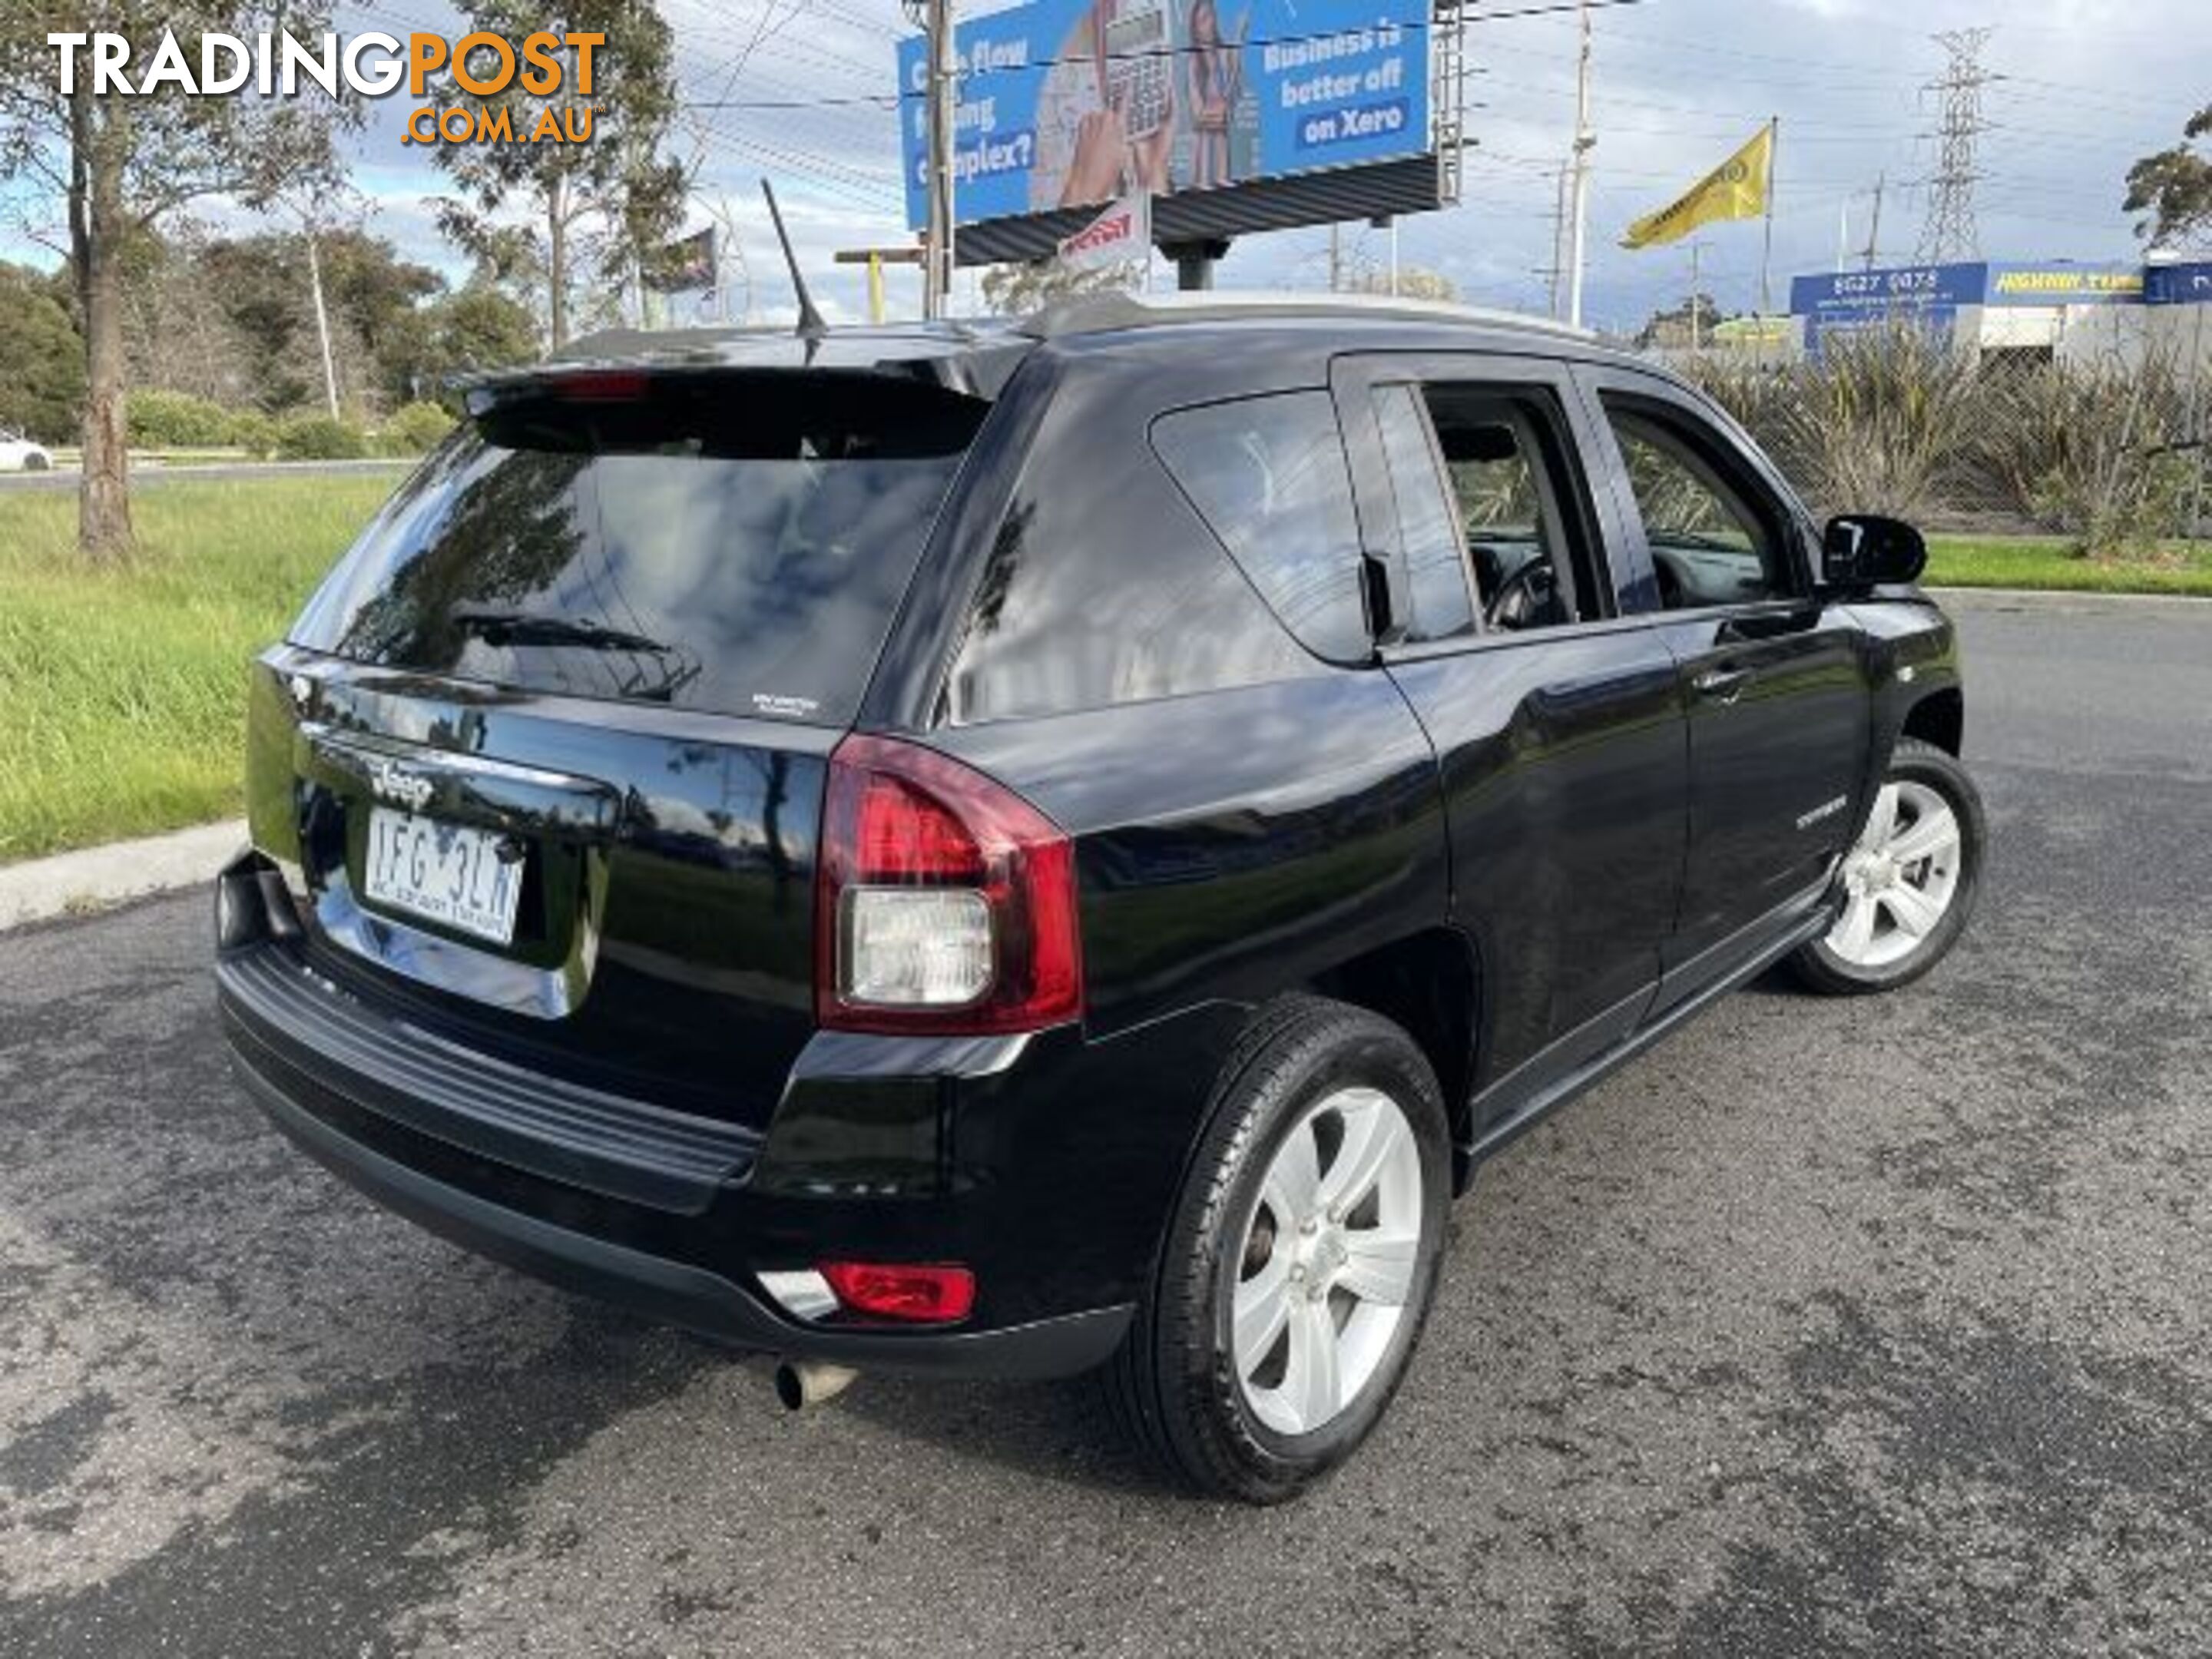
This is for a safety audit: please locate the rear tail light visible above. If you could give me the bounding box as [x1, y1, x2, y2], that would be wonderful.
[818, 1260, 976, 1323]
[816, 734, 1081, 1035]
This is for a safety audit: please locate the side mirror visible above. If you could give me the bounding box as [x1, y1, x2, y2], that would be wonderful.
[1823, 515, 1928, 589]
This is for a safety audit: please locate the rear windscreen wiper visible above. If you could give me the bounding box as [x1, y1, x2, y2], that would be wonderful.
[450, 608, 668, 654]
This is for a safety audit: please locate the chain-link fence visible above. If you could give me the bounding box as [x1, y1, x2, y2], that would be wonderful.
[1654, 316, 2211, 549]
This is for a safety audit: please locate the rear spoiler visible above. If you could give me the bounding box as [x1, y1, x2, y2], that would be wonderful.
[450, 325, 1035, 404]
[453, 359, 1028, 422]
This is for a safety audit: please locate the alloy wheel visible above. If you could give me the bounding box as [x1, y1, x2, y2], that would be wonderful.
[1826, 779, 1964, 970]
[1230, 1086, 1425, 1438]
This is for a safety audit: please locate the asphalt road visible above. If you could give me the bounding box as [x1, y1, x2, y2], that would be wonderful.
[0, 459, 410, 492]
[2, 592, 2207, 1657]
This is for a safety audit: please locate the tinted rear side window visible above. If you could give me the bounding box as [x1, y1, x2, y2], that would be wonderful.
[289, 373, 985, 724]
[1151, 392, 1368, 662]
[938, 392, 1313, 727]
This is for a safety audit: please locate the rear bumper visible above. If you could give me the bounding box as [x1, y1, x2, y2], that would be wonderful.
[226, 1032, 1128, 1377]
[213, 849, 1164, 1379]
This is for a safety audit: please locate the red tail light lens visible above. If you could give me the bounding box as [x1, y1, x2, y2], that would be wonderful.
[819, 1260, 976, 1323]
[816, 734, 1081, 1035]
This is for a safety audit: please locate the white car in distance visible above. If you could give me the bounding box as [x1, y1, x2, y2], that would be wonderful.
[0, 429, 55, 472]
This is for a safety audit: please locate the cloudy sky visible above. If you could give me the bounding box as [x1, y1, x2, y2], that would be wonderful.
[10, 0, 2210, 331]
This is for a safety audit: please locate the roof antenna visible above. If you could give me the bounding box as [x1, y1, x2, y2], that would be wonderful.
[760, 178, 828, 342]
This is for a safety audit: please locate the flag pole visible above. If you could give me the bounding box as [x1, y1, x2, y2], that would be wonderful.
[1760, 115, 1778, 315]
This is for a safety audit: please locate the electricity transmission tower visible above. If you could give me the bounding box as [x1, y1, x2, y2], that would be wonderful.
[1916, 27, 1994, 264]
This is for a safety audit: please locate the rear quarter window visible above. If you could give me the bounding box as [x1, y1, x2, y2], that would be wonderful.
[1150, 392, 1369, 663]
[936, 386, 1318, 727]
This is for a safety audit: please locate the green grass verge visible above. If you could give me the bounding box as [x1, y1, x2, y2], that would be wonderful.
[1926, 535, 2212, 597]
[0, 476, 395, 864]
[1, 481, 2205, 866]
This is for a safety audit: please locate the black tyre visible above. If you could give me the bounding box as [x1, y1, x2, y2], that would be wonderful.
[23, 452, 51, 472]
[1101, 995, 1451, 1503]
[1790, 737, 1985, 996]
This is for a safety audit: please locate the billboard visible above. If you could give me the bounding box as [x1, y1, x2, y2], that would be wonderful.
[1790, 263, 1982, 353]
[1790, 263, 1986, 321]
[896, 1, 1434, 238]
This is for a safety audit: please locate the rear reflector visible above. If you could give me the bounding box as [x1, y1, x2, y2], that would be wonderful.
[818, 1261, 976, 1323]
[816, 735, 1081, 1035]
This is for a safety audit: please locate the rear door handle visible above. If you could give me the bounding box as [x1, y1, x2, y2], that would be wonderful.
[1693, 667, 1753, 704]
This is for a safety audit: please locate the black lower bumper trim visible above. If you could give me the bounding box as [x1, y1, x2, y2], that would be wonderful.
[232, 1046, 1132, 1380]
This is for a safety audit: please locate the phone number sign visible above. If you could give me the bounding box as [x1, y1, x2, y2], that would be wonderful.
[1790, 263, 1988, 319]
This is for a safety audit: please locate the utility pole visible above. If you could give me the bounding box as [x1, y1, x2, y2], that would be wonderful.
[1329, 223, 1342, 293]
[1917, 28, 1993, 263]
[1544, 164, 1569, 318]
[919, 0, 958, 320]
[1565, 0, 1596, 329]
[1862, 171, 1886, 271]
[1689, 240, 1704, 351]
[301, 218, 340, 421]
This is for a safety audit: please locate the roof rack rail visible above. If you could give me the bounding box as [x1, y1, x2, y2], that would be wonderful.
[1018, 290, 1598, 343]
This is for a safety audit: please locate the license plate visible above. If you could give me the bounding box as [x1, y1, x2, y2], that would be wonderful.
[363, 809, 524, 945]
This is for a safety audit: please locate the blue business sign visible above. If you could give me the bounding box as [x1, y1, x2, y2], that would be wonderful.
[896, 1, 1433, 232]
[2147, 261, 2212, 306]
[1790, 264, 1985, 355]
[1790, 263, 1988, 320]
[1984, 261, 2143, 306]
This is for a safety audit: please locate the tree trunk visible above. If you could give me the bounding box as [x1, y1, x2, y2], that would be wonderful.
[70, 92, 131, 559]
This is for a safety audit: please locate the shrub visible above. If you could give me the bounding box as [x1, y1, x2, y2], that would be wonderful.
[1777, 324, 1984, 522]
[127, 389, 238, 449]
[275, 413, 369, 460]
[380, 400, 455, 455]
[226, 409, 279, 459]
[1985, 353, 2194, 557]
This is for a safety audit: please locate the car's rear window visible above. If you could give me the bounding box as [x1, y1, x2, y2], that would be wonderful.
[289, 371, 987, 724]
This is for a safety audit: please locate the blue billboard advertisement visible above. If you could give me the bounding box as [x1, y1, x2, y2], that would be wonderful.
[1790, 263, 1987, 321]
[1790, 264, 1984, 355]
[896, 1, 1434, 232]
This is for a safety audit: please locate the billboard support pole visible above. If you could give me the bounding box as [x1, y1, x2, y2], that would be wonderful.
[923, 0, 957, 320]
[1163, 239, 1230, 291]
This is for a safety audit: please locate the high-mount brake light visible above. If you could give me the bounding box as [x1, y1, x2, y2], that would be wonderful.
[815, 735, 1081, 1035]
[545, 369, 649, 401]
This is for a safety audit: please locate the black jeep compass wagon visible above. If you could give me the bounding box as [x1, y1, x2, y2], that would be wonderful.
[216, 293, 1984, 1502]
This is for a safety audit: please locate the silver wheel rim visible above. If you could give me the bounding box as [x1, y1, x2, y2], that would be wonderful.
[1826, 779, 1964, 970]
[1231, 1087, 1424, 1438]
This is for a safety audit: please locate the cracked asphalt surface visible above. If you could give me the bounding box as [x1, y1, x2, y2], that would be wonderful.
[2, 591, 2207, 1657]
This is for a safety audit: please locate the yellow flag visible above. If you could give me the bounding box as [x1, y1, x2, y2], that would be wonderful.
[1621, 125, 1773, 250]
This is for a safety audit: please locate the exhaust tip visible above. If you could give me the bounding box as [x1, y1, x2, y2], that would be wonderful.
[774, 1359, 857, 1412]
